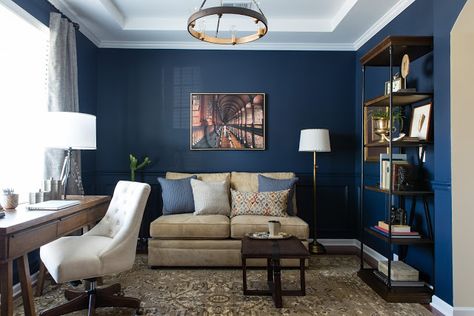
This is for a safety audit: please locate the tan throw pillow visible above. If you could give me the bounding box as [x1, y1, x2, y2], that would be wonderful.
[191, 179, 230, 216]
[230, 189, 289, 217]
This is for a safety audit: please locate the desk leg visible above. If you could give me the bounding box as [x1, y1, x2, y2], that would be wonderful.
[18, 255, 36, 316]
[272, 259, 282, 308]
[0, 261, 13, 316]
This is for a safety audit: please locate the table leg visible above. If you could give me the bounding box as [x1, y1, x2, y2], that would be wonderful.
[35, 261, 46, 297]
[272, 259, 282, 308]
[300, 258, 306, 296]
[0, 260, 14, 316]
[242, 257, 248, 294]
[18, 255, 36, 316]
[267, 258, 273, 283]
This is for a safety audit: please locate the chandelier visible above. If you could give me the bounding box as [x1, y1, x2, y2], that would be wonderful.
[187, 0, 268, 45]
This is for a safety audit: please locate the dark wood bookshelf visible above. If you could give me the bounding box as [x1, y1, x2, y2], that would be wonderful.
[357, 269, 433, 304]
[364, 185, 433, 196]
[360, 36, 433, 66]
[365, 140, 432, 148]
[364, 227, 433, 245]
[364, 92, 433, 107]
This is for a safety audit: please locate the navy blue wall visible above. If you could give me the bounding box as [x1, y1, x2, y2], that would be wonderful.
[95, 49, 357, 239]
[355, 0, 467, 305]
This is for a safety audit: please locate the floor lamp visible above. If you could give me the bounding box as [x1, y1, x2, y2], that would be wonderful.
[44, 112, 96, 199]
[299, 129, 331, 254]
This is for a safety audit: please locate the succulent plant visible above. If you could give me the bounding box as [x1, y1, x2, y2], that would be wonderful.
[2, 188, 15, 195]
[129, 154, 152, 181]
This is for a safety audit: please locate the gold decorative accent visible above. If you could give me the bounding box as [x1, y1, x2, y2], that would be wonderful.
[188, 1, 268, 45]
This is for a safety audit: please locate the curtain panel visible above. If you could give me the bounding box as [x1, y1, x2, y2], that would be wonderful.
[44, 12, 84, 195]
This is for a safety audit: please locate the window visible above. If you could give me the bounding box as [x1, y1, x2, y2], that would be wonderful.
[0, 1, 49, 198]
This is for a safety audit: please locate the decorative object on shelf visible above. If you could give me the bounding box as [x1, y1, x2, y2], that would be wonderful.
[364, 108, 388, 161]
[191, 93, 265, 150]
[129, 154, 151, 182]
[384, 73, 405, 95]
[43, 112, 96, 199]
[409, 103, 432, 140]
[390, 207, 407, 225]
[378, 260, 419, 282]
[299, 129, 331, 254]
[1, 188, 19, 209]
[369, 108, 404, 143]
[401, 54, 410, 81]
[188, 0, 267, 45]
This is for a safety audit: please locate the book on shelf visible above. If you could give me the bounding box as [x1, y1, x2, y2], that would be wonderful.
[377, 221, 411, 232]
[379, 154, 407, 189]
[370, 226, 421, 238]
[373, 270, 425, 287]
[378, 260, 419, 281]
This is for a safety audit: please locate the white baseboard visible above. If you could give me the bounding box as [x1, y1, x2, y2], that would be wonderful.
[432, 296, 454, 316]
[454, 307, 474, 316]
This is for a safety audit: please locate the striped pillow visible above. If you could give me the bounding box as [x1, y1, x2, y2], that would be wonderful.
[230, 189, 289, 217]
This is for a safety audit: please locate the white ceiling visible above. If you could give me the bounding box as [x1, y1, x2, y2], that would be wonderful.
[48, 0, 416, 50]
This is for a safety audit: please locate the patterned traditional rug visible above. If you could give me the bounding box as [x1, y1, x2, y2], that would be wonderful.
[14, 255, 431, 315]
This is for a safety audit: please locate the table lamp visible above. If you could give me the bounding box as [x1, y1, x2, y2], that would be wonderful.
[299, 128, 331, 254]
[44, 112, 96, 199]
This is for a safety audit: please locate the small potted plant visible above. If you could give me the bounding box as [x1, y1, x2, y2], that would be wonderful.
[129, 154, 152, 182]
[1, 188, 19, 210]
[370, 109, 404, 142]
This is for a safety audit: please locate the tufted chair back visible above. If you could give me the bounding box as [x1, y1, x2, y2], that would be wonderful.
[86, 181, 151, 273]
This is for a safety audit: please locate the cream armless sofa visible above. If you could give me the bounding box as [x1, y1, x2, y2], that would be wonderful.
[148, 172, 309, 267]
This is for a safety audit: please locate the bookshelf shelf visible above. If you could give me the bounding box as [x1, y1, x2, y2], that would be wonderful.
[357, 269, 433, 304]
[364, 227, 433, 245]
[365, 141, 432, 148]
[359, 36, 434, 304]
[364, 92, 433, 108]
[364, 185, 433, 196]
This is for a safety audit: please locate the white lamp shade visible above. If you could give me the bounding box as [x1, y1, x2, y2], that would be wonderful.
[299, 129, 331, 152]
[43, 112, 96, 150]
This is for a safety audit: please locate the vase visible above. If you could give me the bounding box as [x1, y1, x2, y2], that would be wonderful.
[1, 194, 19, 209]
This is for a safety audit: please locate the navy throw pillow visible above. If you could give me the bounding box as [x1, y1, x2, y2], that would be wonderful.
[158, 176, 197, 215]
[258, 174, 299, 216]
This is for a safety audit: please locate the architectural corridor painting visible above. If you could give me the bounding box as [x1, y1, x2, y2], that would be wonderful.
[191, 93, 265, 150]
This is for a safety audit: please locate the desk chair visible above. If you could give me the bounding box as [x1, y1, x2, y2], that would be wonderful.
[39, 181, 151, 316]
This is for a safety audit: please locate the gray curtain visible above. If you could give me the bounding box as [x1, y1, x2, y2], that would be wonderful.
[44, 12, 84, 195]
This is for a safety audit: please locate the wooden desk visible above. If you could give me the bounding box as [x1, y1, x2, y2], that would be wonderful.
[0, 196, 110, 316]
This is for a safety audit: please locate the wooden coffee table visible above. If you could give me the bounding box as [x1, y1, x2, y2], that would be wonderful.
[241, 236, 310, 308]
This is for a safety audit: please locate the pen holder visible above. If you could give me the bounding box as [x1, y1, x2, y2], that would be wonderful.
[1, 194, 19, 210]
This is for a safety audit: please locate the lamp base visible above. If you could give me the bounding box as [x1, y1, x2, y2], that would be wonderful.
[309, 240, 326, 254]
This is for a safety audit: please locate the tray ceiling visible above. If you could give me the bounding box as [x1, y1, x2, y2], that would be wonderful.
[48, 0, 416, 50]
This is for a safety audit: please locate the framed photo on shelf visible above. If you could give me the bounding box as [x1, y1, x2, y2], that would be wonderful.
[409, 103, 432, 140]
[190, 93, 265, 151]
[364, 107, 388, 162]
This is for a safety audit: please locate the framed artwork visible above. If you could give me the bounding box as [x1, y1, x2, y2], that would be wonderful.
[409, 103, 432, 140]
[190, 93, 265, 150]
[364, 107, 388, 162]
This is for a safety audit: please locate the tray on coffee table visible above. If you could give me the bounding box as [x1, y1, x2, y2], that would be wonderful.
[246, 232, 292, 240]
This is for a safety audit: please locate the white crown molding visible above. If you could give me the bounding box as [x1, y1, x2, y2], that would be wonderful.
[98, 0, 126, 28]
[0, 0, 48, 33]
[99, 40, 355, 51]
[331, 0, 358, 31]
[48, 0, 101, 47]
[353, 0, 416, 50]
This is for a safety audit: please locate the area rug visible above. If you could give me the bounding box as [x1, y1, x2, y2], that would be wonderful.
[14, 255, 431, 315]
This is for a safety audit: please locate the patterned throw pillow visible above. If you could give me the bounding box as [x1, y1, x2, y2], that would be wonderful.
[258, 174, 299, 216]
[158, 176, 197, 215]
[230, 189, 289, 217]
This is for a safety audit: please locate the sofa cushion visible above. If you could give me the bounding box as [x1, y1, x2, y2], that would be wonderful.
[230, 189, 289, 218]
[191, 179, 230, 216]
[150, 214, 230, 239]
[166, 172, 230, 183]
[230, 215, 309, 239]
[158, 176, 197, 215]
[230, 172, 298, 214]
[258, 174, 298, 216]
